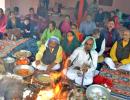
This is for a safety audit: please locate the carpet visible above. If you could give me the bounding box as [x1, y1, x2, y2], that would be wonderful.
[8, 38, 38, 56]
[99, 66, 130, 99]
[0, 39, 28, 57]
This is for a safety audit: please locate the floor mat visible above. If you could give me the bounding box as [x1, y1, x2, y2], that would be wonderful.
[99, 66, 130, 99]
[0, 39, 28, 57]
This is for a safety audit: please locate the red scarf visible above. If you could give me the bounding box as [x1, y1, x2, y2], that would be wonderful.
[0, 15, 7, 33]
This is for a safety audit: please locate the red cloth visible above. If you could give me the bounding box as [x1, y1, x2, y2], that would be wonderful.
[113, 16, 120, 29]
[79, 34, 84, 42]
[0, 15, 8, 33]
[93, 75, 113, 88]
[60, 20, 71, 34]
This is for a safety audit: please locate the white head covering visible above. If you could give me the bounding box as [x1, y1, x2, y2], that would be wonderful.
[45, 36, 60, 47]
[81, 36, 96, 50]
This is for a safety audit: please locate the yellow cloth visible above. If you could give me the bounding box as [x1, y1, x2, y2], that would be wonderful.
[110, 40, 130, 64]
[98, 55, 104, 63]
[36, 44, 63, 64]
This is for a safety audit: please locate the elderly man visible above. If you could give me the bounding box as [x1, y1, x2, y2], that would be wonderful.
[65, 36, 98, 86]
[105, 28, 130, 71]
[35, 36, 63, 71]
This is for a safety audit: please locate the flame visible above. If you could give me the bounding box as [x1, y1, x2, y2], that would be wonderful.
[50, 72, 61, 80]
[37, 89, 54, 100]
[36, 72, 69, 100]
[54, 83, 61, 95]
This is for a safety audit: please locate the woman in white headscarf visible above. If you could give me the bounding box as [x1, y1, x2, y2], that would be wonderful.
[35, 36, 63, 71]
[65, 36, 98, 86]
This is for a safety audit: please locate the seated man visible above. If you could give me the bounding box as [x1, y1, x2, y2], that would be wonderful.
[64, 36, 98, 86]
[91, 29, 106, 74]
[35, 36, 63, 71]
[91, 29, 105, 57]
[100, 18, 121, 56]
[21, 17, 35, 38]
[104, 28, 130, 71]
[79, 15, 96, 36]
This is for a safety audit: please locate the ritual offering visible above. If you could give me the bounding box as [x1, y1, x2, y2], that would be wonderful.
[13, 65, 34, 77]
[14, 50, 32, 58]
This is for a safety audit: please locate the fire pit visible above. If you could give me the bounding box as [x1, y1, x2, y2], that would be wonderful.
[23, 71, 72, 100]
[23, 71, 87, 100]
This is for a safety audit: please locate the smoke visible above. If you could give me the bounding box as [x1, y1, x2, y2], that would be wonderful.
[0, 76, 25, 100]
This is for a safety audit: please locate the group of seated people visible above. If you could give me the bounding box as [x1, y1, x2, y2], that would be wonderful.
[0, 6, 48, 40]
[34, 17, 130, 86]
[0, 6, 130, 87]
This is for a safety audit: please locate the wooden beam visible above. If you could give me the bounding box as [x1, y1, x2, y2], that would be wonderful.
[77, 0, 85, 27]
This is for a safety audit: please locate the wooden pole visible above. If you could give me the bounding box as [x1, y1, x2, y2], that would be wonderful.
[77, 0, 84, 27]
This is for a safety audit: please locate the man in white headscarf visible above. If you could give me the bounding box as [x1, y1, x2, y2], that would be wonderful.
[65, 36, 98, 86]
[35, 36, 63, 71]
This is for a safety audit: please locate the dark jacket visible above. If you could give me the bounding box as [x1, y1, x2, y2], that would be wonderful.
[100, 28, 121, 47]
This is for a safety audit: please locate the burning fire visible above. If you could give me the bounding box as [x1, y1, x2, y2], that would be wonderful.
[54, 82, 62, 96]
[36, 82, 62, 100]
[36, 72, 67, 100]
[37, 88, 54, 100]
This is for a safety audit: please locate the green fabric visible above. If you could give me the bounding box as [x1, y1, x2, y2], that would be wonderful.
[61, 31, 80, 55]
[81, 36, 96, 50]
[37, 28, 62, 47]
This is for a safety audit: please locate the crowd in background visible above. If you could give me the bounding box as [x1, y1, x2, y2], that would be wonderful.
[0, 0, 130, 86]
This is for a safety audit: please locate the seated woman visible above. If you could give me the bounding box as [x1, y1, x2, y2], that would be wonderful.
[6, 11, 22, 40]
[61, 31, 80, 56]
[71, 24, 84, 42]
[0, 8, 8, 39]
[59, 15, 71, 37]
[35, 36, 63, 71]
[37, 21, 62, 47]
[64, 36, 98, 86]
[61, 31, 80, 66]
[104, 28, 130, 71]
